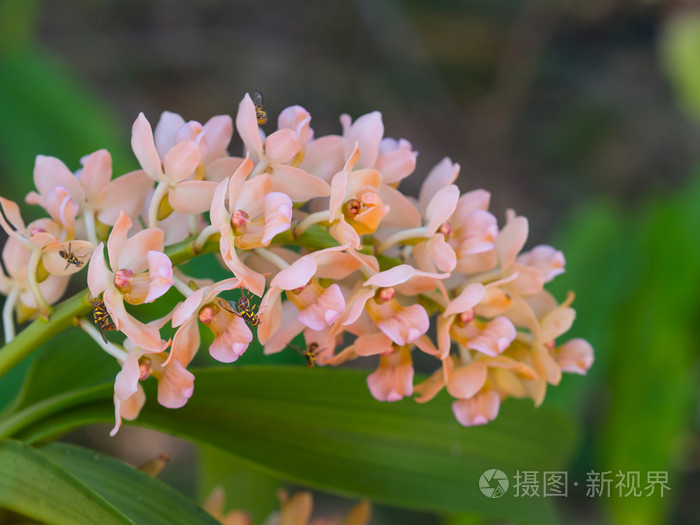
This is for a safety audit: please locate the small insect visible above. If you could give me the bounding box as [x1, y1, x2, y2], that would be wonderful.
[253, 91, 268, 126]
[58, 242, 85, 270]
[92, 298, 116, 343]
[290, 342, 322, 368]
[221, 288, 262, 327]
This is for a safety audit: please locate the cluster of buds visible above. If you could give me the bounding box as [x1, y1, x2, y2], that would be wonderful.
[0, 94, 593, 434]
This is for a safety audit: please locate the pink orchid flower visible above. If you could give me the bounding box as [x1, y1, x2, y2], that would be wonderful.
[112, 337, 194, 436]
[88, 211, 173, 351]
[236, 93, 331, 202]
[170, 278, 253, 365]
[210, 156, 294, 296]
[367, 345, 414, 402]
[132, 112, 219, 217]
[26, 150, 153, 236]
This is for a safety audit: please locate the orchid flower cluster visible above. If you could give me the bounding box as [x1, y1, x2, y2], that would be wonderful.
[0, 93, 593, 435]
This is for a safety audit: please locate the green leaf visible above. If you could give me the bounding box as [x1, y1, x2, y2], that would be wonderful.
[6, 366, 575, 525]
[41, 442, 219, 525]
[0, 439, 130, 524]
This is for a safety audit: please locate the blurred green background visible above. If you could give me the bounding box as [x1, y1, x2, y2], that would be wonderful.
[0, 0, 699, 524]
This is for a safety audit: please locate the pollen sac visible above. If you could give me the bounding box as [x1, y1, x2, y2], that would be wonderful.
[231, 210, 249, 235]
[376, 287, 396, 304]
[343, 199, 362, 219]
[458, 308, 475, 326]
[114, 269, 135, 292]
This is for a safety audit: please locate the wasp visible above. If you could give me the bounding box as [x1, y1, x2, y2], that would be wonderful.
[289, 342, 322, 368]
[221, 288, 262, 327]
[59, 242, 86, 270]
[92, 298, 116, 343]
[253, 91, 268, 126]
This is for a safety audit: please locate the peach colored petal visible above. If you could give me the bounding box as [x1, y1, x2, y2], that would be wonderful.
[430, 234, 457, 273]
[262, 300, 304, 353]
[378, 184, 422, 229]
[0, 197, 26, 235]
[87, 244, 112, 297]
[164, 140, 201, 183]
[114, 349, 142, 400]
[210, 178, 230, 231]
[328, 169, 348, 219]
[80, 149, 112, 203]
[300, 135, 344, 182]
[451, 391, 500, 426]
[157, 359, 194, 409]
[364, 264, 415, 288]
[376, 144, 416, 184]
[229, 155, 255, 205]
[169, 180, 218, 214]
[154, 111, 186, 158]
[466, 317, 516, 356]
[376, 303, 429, 345]
[496, 215, 528, 270]
[110, 385, 145, 436]
[209, 315, 253, 363]
[555, 338, 594, 374]
[206, 156, 244, 183]
[219, 231, 266, 297]
[443, 283, 486, 317]
[131, 113, 163, 180]
[104, 288, 165, 352]
[271, 256, 317, 290]
[413, 366, 447, 403]
[297, 283, 345, 330]
[262, 192, 293, 245]
[437, 315, 454, 359]
[452, 190, 491, 223]
[367, 347, 413, 402]
[540, 306, 576, 342]
[107, 211, 131, 271]
[169, 317, 201, 367]
[145, 251, 173, 303]
[202, 115, 233, 162]
[517, 245, 565, 282]
[446, 361, 488, 399]
[236, 93, 263, 159]
[32, 155, 83, 202]
[172, 289, 206, 327]
[278, 105, 313, 144]
[265, 128, 300, 165]
[314, 252, 362, 279]
[269, 165, 331, 201]
[120, 227, 165, 274]
[341, 111, 383, 169]
[418, 158, 460, 214]
[97, 170, 154, 226]
[330, 216, 361, 250]
[257, 287, 282, 344]
[340, 287, 374, 326]
[426, 184, 460, 235]
[353, 331, 393, 356]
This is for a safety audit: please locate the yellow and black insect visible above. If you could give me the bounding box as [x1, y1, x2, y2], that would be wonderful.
[59, 242, 85, 270]
[221, 288, 262, 327]
[290, 342, 322, 368]
[92, 298, 116, 343]
[253, 91, 268, 126]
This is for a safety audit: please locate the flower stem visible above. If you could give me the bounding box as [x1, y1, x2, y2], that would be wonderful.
[2, 286, 19, 344]
[148, 181, 169, 229]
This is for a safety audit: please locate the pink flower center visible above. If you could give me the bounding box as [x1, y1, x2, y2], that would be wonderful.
[458, 309, 475, 326]
[138, 358, 152, 381]
[231, 210, 249, 234]
[198, 304, 218, 324]
[29, 227, 47, 236]
[439, 221, 452, 239]
[545, 339, 555, 350]
[114, 269, 135, 292]
[343, 198, 362, 218]
[376, 287, 396, 304]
